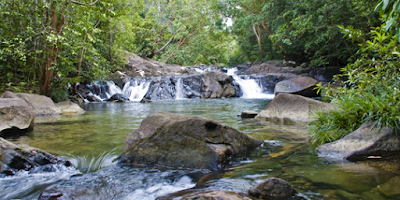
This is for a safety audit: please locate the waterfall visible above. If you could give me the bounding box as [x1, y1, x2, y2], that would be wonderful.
[122, 79, 151, 101]
[227, 68, 274, 99]
[106, 81, 122, 99]
[175, 78, 185, 99]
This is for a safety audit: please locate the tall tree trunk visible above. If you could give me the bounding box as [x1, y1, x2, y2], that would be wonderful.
[40, 4, 64, 96]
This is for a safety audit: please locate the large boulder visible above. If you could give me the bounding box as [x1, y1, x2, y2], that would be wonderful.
[274, 76, 319, 97]
[15, 93, 62, 116]
[203, 72, 236, 98]
[0, 137, 72, 175]
[317, 121, 400, 161]
[256, 93, 334, 123]
[55, 100, 85, 114]
[119, 112, 263, 171]
[248, 178, 296, 200]
[0, 97, 34, 135]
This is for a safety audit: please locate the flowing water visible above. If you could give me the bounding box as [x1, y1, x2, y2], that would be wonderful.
[1, 99, 399, 200]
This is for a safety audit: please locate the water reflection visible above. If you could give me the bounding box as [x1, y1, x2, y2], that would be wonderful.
[1, 99, 399, 200]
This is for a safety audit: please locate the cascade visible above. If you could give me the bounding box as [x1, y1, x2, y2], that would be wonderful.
[122, 79, 151, 101]
[175, 78, 185, 99]
[227, 68, 274, 99]
[106, 81, 122, 99]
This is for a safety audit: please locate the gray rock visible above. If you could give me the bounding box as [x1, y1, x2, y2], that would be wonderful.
[86, 95, 102, 102]
[2, 91, 18, 98]
[0, 98, 34, 135]
[55, 100, 85, 114]
[317, 121, 400, 161]
[248, 178, 296, 199]
[241, 110, 259, 118]
[274, 76, 319, 97]
[256, 93, 334, 123]
[106, 93, 130, 102]
[0, 137, 72, 175]
[119, 112, 262, 170]
[15, 93, 62, 116]
[157, 190, 253, 200]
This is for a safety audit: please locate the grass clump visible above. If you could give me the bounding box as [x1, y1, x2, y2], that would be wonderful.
[309, 27, 400, 145]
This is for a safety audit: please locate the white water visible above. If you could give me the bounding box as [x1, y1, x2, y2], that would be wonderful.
[227, 68, 274, 99]
[106, 81, 123, 99]
[122, 80, 151, 101]
[175, 78, 185, 99]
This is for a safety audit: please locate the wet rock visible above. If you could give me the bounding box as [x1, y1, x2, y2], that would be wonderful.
[106, 93, 130, 102]
[0, 97, 34, 136]
[241, 110, 258, 119]
[55, 100, 85, 114]
[0, 137, 72, 175]
[248, 178, 296, 200]
[157, 189, 254, 200]
[317, 121, 400, 161]
[119, 112, 262, 171]
[140, 98, 152, 103]
[86, 95, 102, 102]
[256, 93, 334, 123]
[14, 92, 62, 116]
[203, 72, 236, 98]
[39, 186, 115, 200]
[274, 77, 319, 97]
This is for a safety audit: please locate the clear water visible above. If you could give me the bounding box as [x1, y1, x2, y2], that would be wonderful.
[1, 99, 399, 200]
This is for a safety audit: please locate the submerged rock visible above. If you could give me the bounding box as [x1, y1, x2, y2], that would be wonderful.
[0, 97, 35, 136]
[274, 76, 319, 97]
[0, 137, 72, 175]
[119, 112, 262, 171]
[241, 110, 259, 119]
[317, 121, 400, 161]
[248, 178, 296, 200]
[256, 93, 334, 123]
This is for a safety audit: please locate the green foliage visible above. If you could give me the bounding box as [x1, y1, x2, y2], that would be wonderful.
[227, 0, 380, 67]
[309, 26, 400, 145]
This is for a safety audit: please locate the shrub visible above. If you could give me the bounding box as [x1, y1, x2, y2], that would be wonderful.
[309, 26, 400, 145]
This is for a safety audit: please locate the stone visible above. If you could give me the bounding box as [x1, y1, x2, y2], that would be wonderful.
[140, 98, 152, 103]
[2, 91, 18, 98]
[86, 95, 102, 102]
[106, 93, 130, 102]
[248, 178, 296, 200]
[0, 137, 72, 175]
[317, 121, 400, 161]
[241, 110, 259, 118]
[15, 93, 62, 116]
[0, 98, 34, 135]
[157, 190, 253, 200]
[119, 112, 262, 171]
[274, 76, 319, 97]
[256, 93, 334, 123]
[55, 100, 85, 114]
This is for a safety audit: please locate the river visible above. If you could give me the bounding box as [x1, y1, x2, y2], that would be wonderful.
[1, 99, 398, 199]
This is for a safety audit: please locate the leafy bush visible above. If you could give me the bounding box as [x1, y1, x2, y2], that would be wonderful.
[309, 26, 400, 145]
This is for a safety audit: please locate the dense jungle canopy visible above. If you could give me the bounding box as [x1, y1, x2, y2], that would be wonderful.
[0, 0, 396, 101]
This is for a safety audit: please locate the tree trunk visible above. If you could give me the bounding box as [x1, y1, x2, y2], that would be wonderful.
[40, 4, 65, 96]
